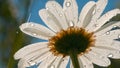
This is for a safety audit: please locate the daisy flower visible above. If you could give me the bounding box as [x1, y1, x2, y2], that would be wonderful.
[14, 0, 120, 68]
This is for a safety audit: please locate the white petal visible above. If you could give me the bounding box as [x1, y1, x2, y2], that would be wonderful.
[90, 0, 108, 23]
[16, 48, 50, 67]
[17, 52, 51, 68]
[70, 60, 74, 68]
[96, 30, 120, 40]
[32, 52, 52, 64]
[63, 0, 78, 26]
[49, 56, 63, 68]
[14, 42, 48, 59]
[59, 56, 69, 68]
[85, 51, 111, 67]
[78, 1, 96, 27]
[39, 9, 62, 32]
[20, 22, 55, 40]
[79, 56, 94, 68]
[86, 9, 120, 32]
[91, 46, 120, 59]
[45, 1, 68, 30]
[18, 59, 30, 68]
[95, 21, 120, 36]
[38, 54, 57, 68]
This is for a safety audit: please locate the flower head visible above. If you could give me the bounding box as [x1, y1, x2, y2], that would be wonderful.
[14, 0, 120, 68]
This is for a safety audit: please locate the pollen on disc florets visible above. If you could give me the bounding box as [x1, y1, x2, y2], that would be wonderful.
[48, 27, 95, 57]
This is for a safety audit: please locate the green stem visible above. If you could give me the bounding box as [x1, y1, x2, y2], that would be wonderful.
[69, 51, 80, 68]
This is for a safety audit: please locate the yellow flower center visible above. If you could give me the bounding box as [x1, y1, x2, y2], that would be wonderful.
[48, 27, 95, 57]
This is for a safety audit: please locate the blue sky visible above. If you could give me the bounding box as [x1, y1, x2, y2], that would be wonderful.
[29, 0, 120, 24]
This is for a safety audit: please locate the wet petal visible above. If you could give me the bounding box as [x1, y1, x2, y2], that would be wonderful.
[63, 0, 78, 26]
[49, 56, 63, 68]
[45, 1, 68, 30]
[96, 30, 120, 40]
[90, 0, 108, 24]
[78, 1, 96, 27]
[17, 51, 50, 68]
[38, 54, 57, 68]
[79, 56, 94, 68]
[85, 51, 111, 67]
[70, 61, 73, 68]
[39, 9, 62, 32]
[86, 9, 120, 32]
[17, 58, 30, 68]
[91, 46, 120, 59]
[95, 21, 120, 36]
[14, 42, 48, 59]
[20, 22, 55, 40]
[59, 56, 69, 68]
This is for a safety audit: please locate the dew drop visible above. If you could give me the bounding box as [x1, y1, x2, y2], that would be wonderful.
[108, 53, 113, 57]
[50, 65, 55, 68]
[28, 61, 36, 66]
[30, 24, 34, 26]
[65, 2, 71, 7]
[46, 7, 49, 10]
[96, 8, 100, 12]
[33, 33, 37, 36]
[94, 24, 98, 27]
[92, 10, 96, 15]
[69, 21, 74, 26]
[118, 34, 120, 38]
[59, 14, 63, 17]
[106, 31, 110, 35]
[113, 25, 117, 28]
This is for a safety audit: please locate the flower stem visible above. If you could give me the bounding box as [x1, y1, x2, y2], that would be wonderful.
[69, 50, 80, 68]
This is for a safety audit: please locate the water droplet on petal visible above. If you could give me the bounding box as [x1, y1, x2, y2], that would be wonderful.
[33, 33, 37, 36]
[30, 24, 34, 26]
[113, 25, 117, 28]
[59, 14, 62, 17]
[65, 2, 71, 7]
[108, 53, 113, 57]
[46, 7, 49, 10]
[92, 10, 96, 15]
[118, 34, 120, 38]
[96, 8, 100, 12]
[94, 24, 98, 27]
[106, 31, 110, 35]
[69, 21, 74, 27]
[50, 65, 55, 68]
[28, 61, 36, 66]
